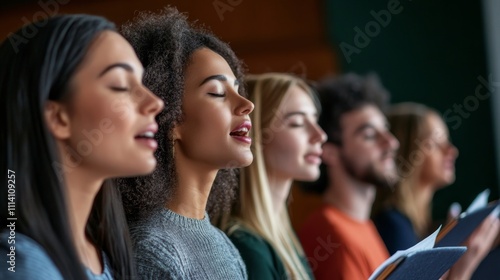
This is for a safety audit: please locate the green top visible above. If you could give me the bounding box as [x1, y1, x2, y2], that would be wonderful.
[229, 227, 314, 280]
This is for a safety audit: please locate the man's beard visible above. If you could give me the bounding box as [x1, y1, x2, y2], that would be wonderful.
[339, 151, 398, 190]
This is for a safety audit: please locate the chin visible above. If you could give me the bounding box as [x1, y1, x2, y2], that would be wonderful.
[443, 177, 456, 186]
[239, 151, 254, 167]
[226, 154, 254, 168]
[240, 156, 254, 167]
[134, 158, 157, 175]
[296, 171, 320, 182]
[434, 178, 454, 189]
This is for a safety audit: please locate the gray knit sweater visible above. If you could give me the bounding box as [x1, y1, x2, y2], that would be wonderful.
[130, 208, 247, 280]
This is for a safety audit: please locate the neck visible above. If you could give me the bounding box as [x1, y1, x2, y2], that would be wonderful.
[66, 174, 101, 245]
[267, 172, 293, 214]
[414, 182, 435, 214]
[323, 168, 376, 221]
[167, 150, 217, 220]
[60, 151, 103, 273]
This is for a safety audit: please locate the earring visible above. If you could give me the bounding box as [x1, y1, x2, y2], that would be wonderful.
[172, 138, 176, 158]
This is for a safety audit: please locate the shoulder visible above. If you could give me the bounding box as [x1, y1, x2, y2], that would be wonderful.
[133, 228, 182, 261]
[374, 208, 413, 228]
[299, 205, 344, 241]
[130, 216, 185, 271]
[0, 232, 63, 280]
[229, 228, 272, 253]
[132, 232, 186, 280]
[211, 226, 244, 257]
[229, 228, 286, 279]
[373, 209, 418, 254]
[373, 208, 416, 239]
[129, 210, 183, 255]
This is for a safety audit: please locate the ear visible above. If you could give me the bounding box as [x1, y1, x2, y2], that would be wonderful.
[172, 122, 182, 141]
[322, 142, 340, 166]
[44, 101, 71, 140]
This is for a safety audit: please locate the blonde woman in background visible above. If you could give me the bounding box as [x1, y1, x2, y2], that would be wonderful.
[223, 73, 326, 279]
[372, 102, 500, 279]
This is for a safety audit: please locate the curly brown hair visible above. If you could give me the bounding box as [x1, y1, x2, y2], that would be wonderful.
[116, 7, 244, 224]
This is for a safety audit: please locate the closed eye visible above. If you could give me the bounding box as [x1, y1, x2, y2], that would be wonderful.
[110, 86, 129, 92]
[289, 123, 305, 128]
[208, 92, 226, 97]
[363, 131, 377, 140]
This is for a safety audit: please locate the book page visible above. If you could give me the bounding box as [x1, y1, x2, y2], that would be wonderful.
[369, 226, 441, 280]
[464, 189, 490, 216]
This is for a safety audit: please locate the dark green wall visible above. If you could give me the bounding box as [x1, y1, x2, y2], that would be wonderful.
[324, 0, 498, 221]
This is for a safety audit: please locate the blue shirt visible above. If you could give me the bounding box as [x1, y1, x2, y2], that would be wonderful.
[1, 231, 113, 279]
[373, 208, 419, 254]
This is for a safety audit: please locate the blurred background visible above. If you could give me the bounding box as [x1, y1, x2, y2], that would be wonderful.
[1, 0, 499, 230]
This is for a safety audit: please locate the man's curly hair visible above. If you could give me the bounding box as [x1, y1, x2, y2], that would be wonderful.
[116, 7, 244, 224]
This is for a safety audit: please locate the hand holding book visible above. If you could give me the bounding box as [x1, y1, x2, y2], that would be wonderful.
[439, 189, 500, 280]
[437, 189, 500, 248]
[445, 213, 500, 280]
[370, 190, 500, 280]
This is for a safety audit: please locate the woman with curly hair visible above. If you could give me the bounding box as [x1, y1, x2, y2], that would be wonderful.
[116, 7, 254, 279]
[0, 14, 163, 279]
[223, 73, 326, 279]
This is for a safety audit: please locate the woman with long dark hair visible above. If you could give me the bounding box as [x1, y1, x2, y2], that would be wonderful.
[0, 14, 163, 279]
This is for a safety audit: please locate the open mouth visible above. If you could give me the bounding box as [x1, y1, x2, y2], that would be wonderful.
[230, 127, 249, 137]
[230, 121, 252, 144]
[135, 126, 158, 150]
[135, 131, 155, 139]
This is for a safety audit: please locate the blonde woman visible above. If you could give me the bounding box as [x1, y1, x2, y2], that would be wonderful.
[224, 73, 326, 279]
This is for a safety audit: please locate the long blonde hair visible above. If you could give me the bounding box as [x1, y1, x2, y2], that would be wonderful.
[227, 73, 316, 279]
[373, 102, 439, 237]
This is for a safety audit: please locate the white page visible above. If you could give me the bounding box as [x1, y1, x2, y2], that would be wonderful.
[368, 226, 442, 280]
[464, 189, 490, 216]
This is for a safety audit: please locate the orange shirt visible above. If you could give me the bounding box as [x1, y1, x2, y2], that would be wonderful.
[299, 204, 389, 280]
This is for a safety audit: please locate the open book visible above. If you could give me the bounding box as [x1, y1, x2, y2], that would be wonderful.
[436, 189, 500, 247]
[369, 227, 466, 280]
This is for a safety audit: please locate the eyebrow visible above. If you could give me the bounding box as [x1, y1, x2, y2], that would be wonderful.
[353, 123, 375, 135]
[353, 122, 389, 135]
[283, 111, 318, 119]
[199, 74, 239, 86]
[98, 63, 134, 77]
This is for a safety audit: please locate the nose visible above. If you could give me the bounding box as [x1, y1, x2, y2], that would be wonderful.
[383, 131, 399, 151]
[139, 86, 164, 116]
[233, 89, 254, 116]
[310, 122, 327, 144]
[447, 142, 459, 159]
